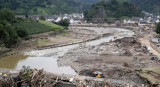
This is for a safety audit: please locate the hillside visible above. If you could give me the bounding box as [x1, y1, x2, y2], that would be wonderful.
[130, 0, 160, 14]
[81, 0, 160, 14]
[84, 0, 143, 22]
[0, 0, 160, 15]
[0, 0, 85, 15]
[13, 21, 64, 35]
[0, 8, 64, 48]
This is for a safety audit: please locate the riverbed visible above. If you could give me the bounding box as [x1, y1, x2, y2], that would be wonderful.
[0, 27, 134, 75]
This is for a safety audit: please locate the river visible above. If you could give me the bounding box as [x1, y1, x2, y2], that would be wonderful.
[0, 27, 134, 75]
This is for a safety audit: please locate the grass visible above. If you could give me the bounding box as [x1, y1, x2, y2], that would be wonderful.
[39, 20, 64, 31]
[37, 39, 52, 46]
[138, 67, 160, 85]
[60, 32, 70, 36]
[13, 21, 64, 35]
[143, 67, 160, 74]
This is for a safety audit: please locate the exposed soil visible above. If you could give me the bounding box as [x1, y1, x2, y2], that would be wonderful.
[1, 25, 160, 86]
[8, 28, 97, 53]
[58, 37, 160, 86]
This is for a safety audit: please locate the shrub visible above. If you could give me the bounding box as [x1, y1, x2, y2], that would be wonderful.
[15, 27, 28, 38]
[58, 19, 70, 27]
[156, 22, 160, 34]
[39, 16, 46, 21]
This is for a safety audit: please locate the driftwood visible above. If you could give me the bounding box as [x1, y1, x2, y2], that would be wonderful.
[0, 67, 114, 87]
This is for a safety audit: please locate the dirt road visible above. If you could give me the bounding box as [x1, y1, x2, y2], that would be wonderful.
[139, 35, 160, 57]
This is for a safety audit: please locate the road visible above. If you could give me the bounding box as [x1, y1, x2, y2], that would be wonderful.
[139, 35, 160, 57]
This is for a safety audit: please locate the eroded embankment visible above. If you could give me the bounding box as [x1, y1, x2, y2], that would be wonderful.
[1, 27, 150, 86]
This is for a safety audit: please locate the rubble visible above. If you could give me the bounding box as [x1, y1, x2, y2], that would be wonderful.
[0, 68, 116, 87]
[58, 37, 159, 86]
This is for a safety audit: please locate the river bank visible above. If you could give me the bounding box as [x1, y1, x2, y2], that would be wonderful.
[0, 26, 159, 86]
[0, 27, 97, 58]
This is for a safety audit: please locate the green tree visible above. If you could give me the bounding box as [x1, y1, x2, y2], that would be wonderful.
[0, 8, 15, 22]
[58, 19, 70, 27]
[3, 24, 19, 47]
[84, 0, 143, 22]
[0, 18, 19, 47]
[39, 16, 46, 21]
[16, 27, 28, 38]
[156, 22, 160, 34]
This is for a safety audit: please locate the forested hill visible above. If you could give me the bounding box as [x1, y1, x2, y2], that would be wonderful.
[0, 0, 160, 15]
[81, 0, 160, 14]
[130, 0, 160, 14]
[84, 0, 143, 21]
[0, 0, 85, 15]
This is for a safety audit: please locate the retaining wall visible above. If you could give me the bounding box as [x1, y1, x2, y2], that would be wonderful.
[0, 33, 111, 58]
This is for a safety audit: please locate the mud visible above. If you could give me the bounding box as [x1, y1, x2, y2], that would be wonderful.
[58, 37, 160, 86]
[1, 25, 159, 86]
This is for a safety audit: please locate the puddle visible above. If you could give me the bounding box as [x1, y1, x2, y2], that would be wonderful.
[0, 54, 28, 69]
[16, 57, 77, 75]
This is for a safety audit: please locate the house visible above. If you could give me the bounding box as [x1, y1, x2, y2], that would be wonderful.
[28, 15, 40, 20]
[145, 17, 152, 23]
[138, 19, 147, 26]
[157, 15, 160, 19]
[54, 17, 62, 22]
[70, 18, 74, 24]
[131, 17, 141, 24]
[123, 19, 134, 24]
[151, 18, 160, 24]
[45, 16, 58, 22]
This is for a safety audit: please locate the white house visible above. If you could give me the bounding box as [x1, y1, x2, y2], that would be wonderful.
[157, 15, 160, 19]
[123, 19, 134, 24]
[70, 18, 74, 24]
[55, 17, 62, 22]
[151, 18, 160, 24]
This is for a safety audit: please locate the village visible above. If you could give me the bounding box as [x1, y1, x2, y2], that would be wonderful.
[16, 13, 84, 24]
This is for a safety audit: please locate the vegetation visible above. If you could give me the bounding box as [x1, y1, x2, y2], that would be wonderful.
[0, 8, 19, 47]
[39, 16, 46, 21]
[56, 19, 70, 27]
[84, 0, 143, 22]
[130, 0, 160, 15]
[138, 67, 160, 86]
[0, 0, 159, 15]
[0, 8, 64, 48]
[82, 0, 160, 15]
[0, 0, 88, 15]
[13, 21, 64, 35]
[156, 22, 160, 34]
[60, 31, 70, 36]
[21, 66, 31, 79]
[37, 39, 52, 46]
[16, 28, 28, 38]
[39, 20, 64, 30]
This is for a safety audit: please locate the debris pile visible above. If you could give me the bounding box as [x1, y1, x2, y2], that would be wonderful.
[0, 66, 48, 87]
[0, 67, 115, 87]
[0, 66, 76, 87]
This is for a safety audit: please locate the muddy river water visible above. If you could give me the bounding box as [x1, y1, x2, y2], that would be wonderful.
[0, 27, 134, 75]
